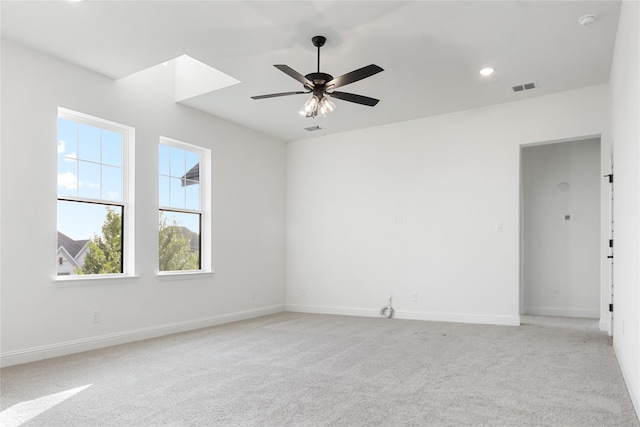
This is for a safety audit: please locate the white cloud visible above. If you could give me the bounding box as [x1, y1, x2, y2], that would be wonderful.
[108, 191, 120, 199]
[57, 172, 77, 190]
[58, 139, 78, 161]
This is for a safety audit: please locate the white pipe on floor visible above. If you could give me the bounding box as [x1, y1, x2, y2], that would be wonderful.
[380, 294, 394, 319]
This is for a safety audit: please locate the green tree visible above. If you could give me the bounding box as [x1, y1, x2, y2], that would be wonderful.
[76, 208, 122, 274]
[159, 213, 199, 271]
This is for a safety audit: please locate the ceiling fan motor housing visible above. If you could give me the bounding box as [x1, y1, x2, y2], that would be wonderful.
[305, 72, 334, 96]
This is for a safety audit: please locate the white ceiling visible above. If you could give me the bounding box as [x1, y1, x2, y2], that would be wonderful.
[1, 1, 621, 142]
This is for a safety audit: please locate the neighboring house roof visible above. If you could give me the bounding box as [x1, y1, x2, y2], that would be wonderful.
[181, 163, 199, 186]
[57, 232, 89, 259]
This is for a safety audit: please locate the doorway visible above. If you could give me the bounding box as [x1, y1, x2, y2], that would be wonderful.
[521, 137, 601, 318]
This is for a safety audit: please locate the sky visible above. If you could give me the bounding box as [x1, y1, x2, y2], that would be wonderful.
[57, 117, 199, 241]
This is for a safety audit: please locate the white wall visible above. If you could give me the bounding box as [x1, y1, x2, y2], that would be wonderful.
[609, 0, 640, 415]
[287, 85, 610, 326]
[522, 139, 601, 318]
[0, 40, 287, 366]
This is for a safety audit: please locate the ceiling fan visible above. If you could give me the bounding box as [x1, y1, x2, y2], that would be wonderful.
[251, 35, 384, 117]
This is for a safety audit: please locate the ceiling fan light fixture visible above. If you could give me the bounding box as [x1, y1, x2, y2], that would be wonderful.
[318, 96, 336, 117]
[301, 94, 319, 116]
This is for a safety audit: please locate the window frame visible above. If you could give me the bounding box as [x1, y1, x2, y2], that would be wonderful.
[56, 107, 135, 280]
[158, 136, 211, 275]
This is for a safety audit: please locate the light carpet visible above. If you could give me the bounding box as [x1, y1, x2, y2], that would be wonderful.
[1, 312, 638, 426]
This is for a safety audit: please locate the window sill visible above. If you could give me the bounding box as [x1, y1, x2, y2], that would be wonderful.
[55, 275, 140, 287]
[157, 271, 215, 281]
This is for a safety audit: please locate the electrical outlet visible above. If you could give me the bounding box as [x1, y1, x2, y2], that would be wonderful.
[412, 293, 418, 302]
[92, 311, 100, 323]
[552, 291, 559, 298]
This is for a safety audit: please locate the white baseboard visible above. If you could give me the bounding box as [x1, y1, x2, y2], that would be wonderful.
[613, 341, 640, 421]
[394, 309, 520, 326]
[285, 304, 379, 318]
[0, 305, 285, 368]
[285, 304, 520, 326]
[599, 319, 612, 335]
[524, 307, 600, 319]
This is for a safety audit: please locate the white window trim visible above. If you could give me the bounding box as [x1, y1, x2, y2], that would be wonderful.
[158, 136, 212, 274]
[56, 107, 136, 280]
[55, 274, 140, 287]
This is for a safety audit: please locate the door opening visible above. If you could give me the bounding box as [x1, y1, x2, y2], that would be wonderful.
[521, 138, 601, 319]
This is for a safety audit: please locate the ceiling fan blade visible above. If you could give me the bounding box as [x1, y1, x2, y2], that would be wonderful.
[329, 91, 380, 107]
[274, 65, 313, 87]
[251, 91, 308, 100]
[326, 64, 383, 89]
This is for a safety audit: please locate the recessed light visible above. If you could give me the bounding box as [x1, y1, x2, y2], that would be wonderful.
[480, 67, 494, 76]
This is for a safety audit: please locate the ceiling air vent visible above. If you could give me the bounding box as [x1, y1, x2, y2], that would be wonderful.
[512, 82, 537, 92]
[304, 125, 322, 132]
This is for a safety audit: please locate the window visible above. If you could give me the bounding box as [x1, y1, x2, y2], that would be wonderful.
[57, 108, 134, 277]
[159, 137, 210, 273]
